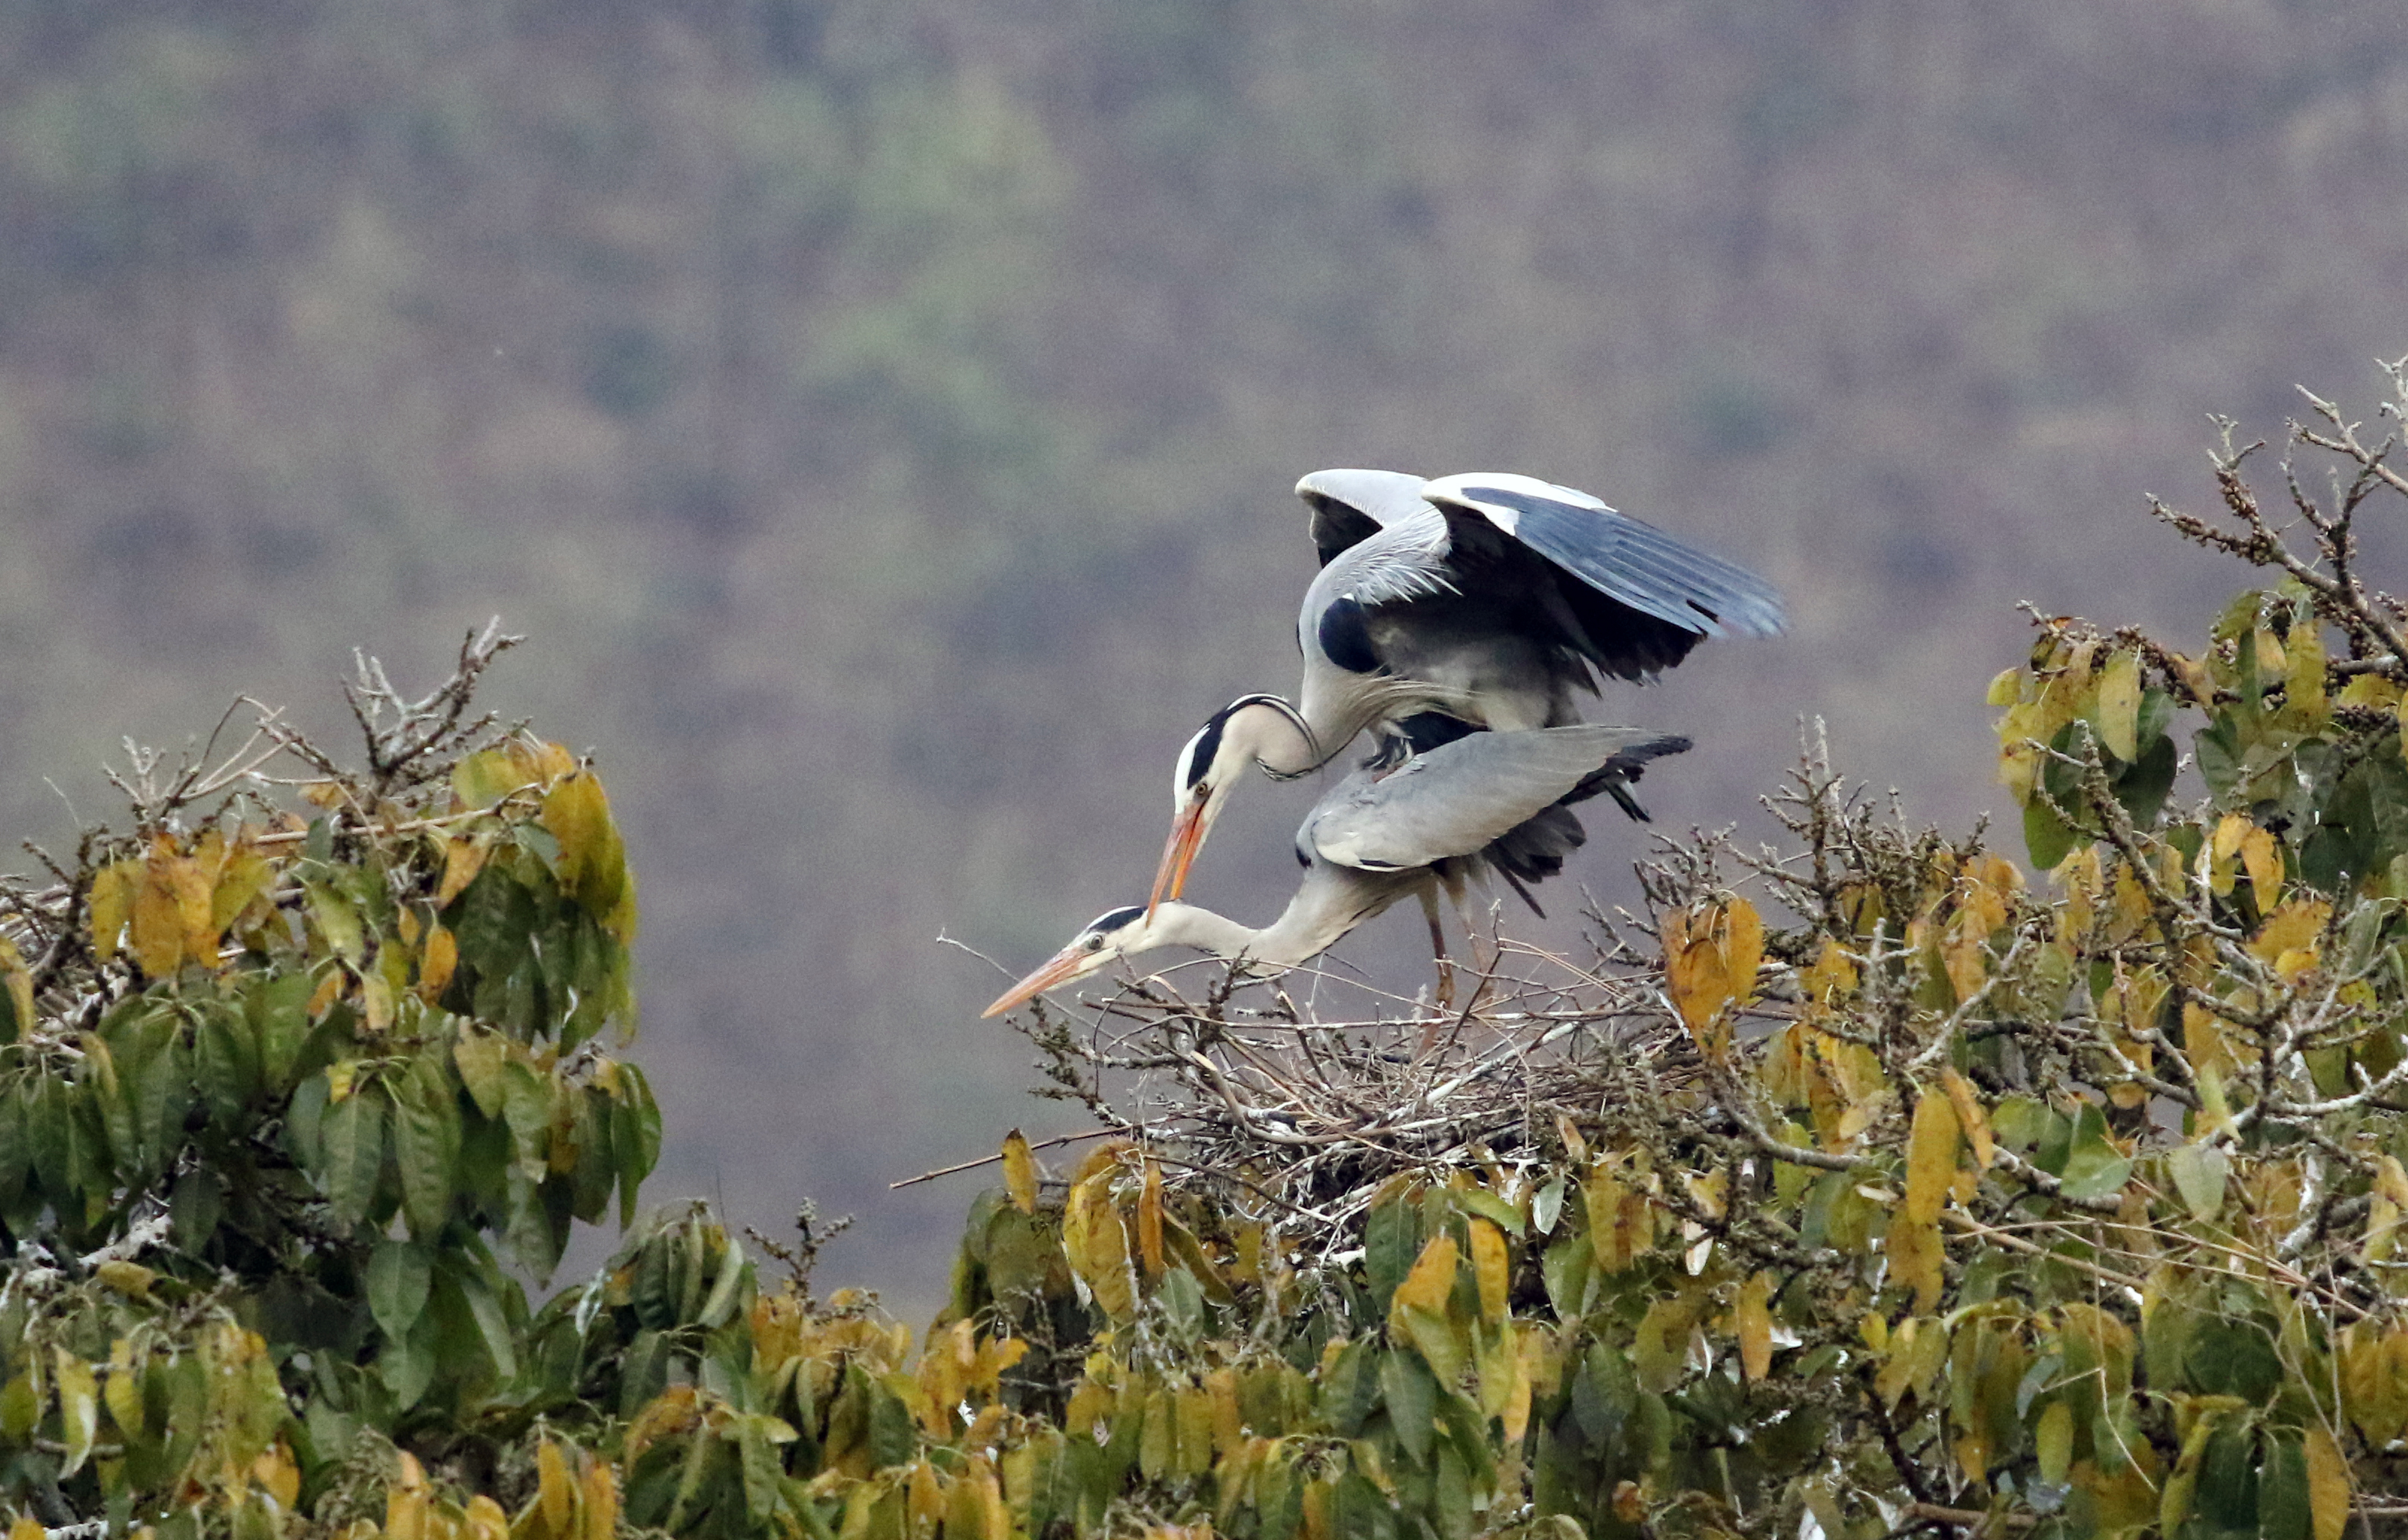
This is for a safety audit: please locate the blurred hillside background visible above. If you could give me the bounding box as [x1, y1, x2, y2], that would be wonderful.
[4, 0, 2406, 1318]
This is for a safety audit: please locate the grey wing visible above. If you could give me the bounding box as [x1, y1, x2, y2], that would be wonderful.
[1305, 507, 1461, 615]
[1424, 472, 1787, 641]
[1294, 468, 1437, 566]
[1305, 725, 1691, 871]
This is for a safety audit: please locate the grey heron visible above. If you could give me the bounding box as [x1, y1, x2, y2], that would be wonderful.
[985, 724, 1690, 1018]
[1146, 468, 1784, 913]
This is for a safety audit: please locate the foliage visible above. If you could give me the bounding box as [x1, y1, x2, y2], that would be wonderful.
[0, 627, 663, 1535]
[22, 386, 2408, 1540]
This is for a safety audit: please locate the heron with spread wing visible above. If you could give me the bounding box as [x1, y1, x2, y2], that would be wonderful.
[1146, 468, 1784, 914]
[985, 724, 1690, 1017]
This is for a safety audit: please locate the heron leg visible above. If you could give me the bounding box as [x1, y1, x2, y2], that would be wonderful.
[1420, 886, 1456, 1015]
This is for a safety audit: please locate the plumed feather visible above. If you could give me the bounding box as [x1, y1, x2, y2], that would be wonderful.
[1305, 725, 1690, 874]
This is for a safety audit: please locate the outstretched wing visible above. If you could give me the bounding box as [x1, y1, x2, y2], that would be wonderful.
[1423, 472, 1787, 669]
[1294, 468, 1437, 566]
[1305, 725, 1690, 872]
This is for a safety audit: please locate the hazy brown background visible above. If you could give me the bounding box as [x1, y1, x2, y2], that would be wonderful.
[4, 0, 2405, 1319]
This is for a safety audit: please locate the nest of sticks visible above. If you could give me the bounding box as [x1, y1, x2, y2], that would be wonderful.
[995, 905, 1710, 1262]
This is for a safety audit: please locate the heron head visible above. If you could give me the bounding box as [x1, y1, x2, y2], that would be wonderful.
[981, 905, 1154, 1018]
[1150, 696, 1317, 916]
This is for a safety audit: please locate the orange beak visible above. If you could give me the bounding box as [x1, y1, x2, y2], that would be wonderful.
[1147, 800, 1208, 919]
[982, 945, 1101, 1018]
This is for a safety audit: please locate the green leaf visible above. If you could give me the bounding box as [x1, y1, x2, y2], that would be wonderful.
[1364, 1198, 1418, 1317]
[454, 749, 539, 812]
[442, 1256, 521, 1384]
[317, 1080, 388, 1229]
[379, 1313, 438, 1410]
[611, 1065, 662, 1227]
[248, 972, 314, 1095]
[2260, 1430, 2311, 1540]
[367, 1240, 433, 1341]
[392, 1056, 463, 1238]
[195, 1000, 261, 1124]
[2024, 795, 2078, 871]
[2112, 731, 2179, 830]
[700, 1236, 750, 1330]
[454, 1030, 508, 1118]
[1531, 1175, 1567, 1236]
[169, 1169, 223, 1253]
[304, 880, 365, 965]
[737, 1414, 794, 1524]
[2057, 1104, 2133, 1201]
[2168, 1144, 2229, 1221]
[1379, 1348, 1437, 1467]
[0, 1373, 37, 1439]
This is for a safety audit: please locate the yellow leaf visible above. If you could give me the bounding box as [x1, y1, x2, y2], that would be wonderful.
[1735, 1272, 1772, 1382]
[2036, 1400, 2074, 1486]
[389, 1453, 429, 1540]
[1137, 1158, 1164, 1281]
[463, 1494, 509, 1540]
[437, 836, 489, 909]
[129, 842, 196, 976]
[307, 967, 344, 1020]
[418, 925, 459, 1002]
[0, 939, 31, 1046]
[1663, 897, 1762, 1057]
[254, 1441, 301, 1508]
[1205, 1368, 1242, 1453]
[1940, 1069, 1992, 1170]
[1584, 1161, 1654, 1272]
[95, 1261, 154, 1302]
[54, 1349, 97, 1477]
[580, 1455, 619, 1540]
[948, 1456, 1010, 1540]
[360, 973, 395, 1033]
[1468, 1218, 1508, 1327]
[1904, 1092, 1959, 1225]
[2304, 1424, 2351, 1540]
[1062, 1170, 1135, 1320]
[1000, 1130, 1038, 1215]
[9, 1515, 43, 1540]
[103, 1342, 142, 1439]
[2250, 898, 2330, 965]
[539, 1441, 574, 1537]
[1388, 1235, 1461, 1325]
[210, 842, 276, 939]
[2095, 648, 2141, 761]
[88, 860, 137, 963]
[2239, 826, 2283, 904]
[1886, 1217, 1944, 1317]
[1555, 1112, 1588, 1166]
[1799, 937, 1859, 1010]
[542, 772, 636, 944]
[2283, 620, 2327, 721]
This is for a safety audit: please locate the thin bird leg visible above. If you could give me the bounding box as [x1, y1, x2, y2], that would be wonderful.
[1418, 886, 1456, 1016]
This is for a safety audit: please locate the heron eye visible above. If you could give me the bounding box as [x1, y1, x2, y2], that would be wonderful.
[1083, 936, 1104, 952]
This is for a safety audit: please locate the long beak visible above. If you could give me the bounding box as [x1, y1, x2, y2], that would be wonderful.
[1147, 801, 1208, 919]
[982, 945, 1099, 1018]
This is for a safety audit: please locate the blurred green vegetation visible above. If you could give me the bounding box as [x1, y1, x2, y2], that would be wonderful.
[0, 0, 2404, 1314]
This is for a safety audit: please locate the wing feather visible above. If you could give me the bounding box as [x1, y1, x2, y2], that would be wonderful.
[1425, 474, 1787, 640]
[1294, 468, 1436, 566]
[1306, 726, 1690, 872]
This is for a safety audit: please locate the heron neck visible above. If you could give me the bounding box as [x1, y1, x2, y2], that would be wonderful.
[1237, 701, 1323, 778]
[1145, 902, 1272, 962]
[1150, 868, 1405, 970]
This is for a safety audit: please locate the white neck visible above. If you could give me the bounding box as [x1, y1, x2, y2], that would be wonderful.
[1142, 866, 1413, 970]
[1228, 699, 1323, 778]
